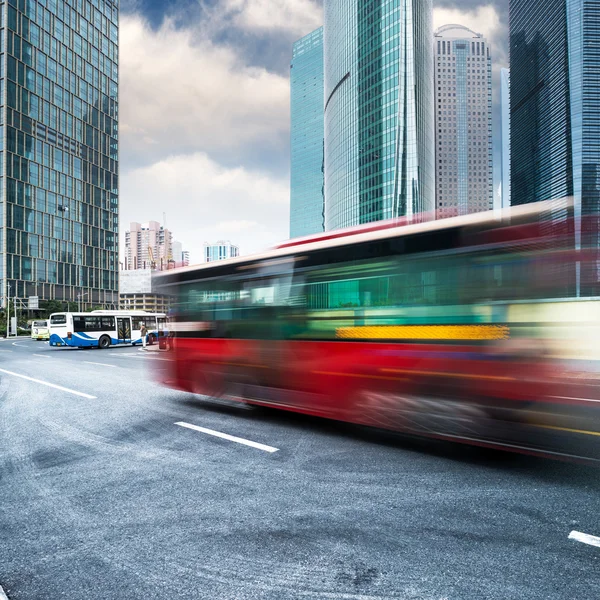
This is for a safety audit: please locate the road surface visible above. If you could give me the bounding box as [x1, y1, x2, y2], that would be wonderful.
[0, 338, 598, 599]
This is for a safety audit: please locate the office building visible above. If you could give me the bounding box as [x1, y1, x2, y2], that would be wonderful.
[510, 0, 600, 294]
[290, 27, 324, 239]
[434, 25, 493, 219]
[119, 269, 169, 313]
[172, 240, 189, 268]
[0, 0, 119, 311]
[172, 240, 182, 266]
[500, 68, 511, 209]
[124, 221, 173, 271]
[323, 0, 435, 230]
[204, 241, 239, 263]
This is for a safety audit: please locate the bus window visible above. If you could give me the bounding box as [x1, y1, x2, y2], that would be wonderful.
[73, 316, 115, 332]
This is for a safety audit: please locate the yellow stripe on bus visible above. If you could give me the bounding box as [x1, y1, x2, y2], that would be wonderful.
[533, 424, 600, 438]
[335, 325, 510, 341]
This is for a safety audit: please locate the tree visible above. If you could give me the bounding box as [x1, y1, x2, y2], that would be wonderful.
[40, 300, 68, 318]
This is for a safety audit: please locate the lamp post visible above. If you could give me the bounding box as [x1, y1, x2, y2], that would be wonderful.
[77, 291, 89, 313]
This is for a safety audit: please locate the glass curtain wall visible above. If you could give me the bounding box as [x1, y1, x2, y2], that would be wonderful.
[290, 27, 324, 239]
[324, 0, 434, 231]
[0, 0, 119, 310]
[511, 0, 599, 295]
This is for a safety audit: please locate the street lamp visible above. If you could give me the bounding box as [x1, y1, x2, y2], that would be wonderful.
[77, 292, 89, 313]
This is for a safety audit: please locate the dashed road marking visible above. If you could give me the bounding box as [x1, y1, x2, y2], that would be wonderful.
[33, 353, 51, 359]
[0, 368, 97, 399]
[569, 530, 600, 548]
[84, 361, 117, 368]
[175, 421, 279, 453]
[115, 353, 170, 362]
[0, 583, 8, 600]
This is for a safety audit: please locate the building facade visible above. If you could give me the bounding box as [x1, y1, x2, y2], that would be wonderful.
[500, 68, 511, 209]
[204, 241, 239, 263]
[119, 268, 169, 313]
[323, 0, 435, 230]
[510, 0, 600, 294]
[434, 25, 493, 219]
[0, 0, 119, 311]
[124, 221, 173, 271]
[172, 240, 189, 268]
[290, 27, 324, 239]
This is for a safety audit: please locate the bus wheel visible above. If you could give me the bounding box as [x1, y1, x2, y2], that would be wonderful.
[148, 334, 155, 346]
[99, 335, 111, 349]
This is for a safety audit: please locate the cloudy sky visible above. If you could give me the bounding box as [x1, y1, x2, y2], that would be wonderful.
[119, 0, 510, 263]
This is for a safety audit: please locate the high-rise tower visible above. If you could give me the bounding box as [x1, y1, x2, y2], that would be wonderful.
[510, 0, 600, 294]
[323, 0, 434, 230]
[500, 68, 511, 209]
[290, 27, 324, 239]
[434, 25, 493, 219]
[0, 0, 119, 311]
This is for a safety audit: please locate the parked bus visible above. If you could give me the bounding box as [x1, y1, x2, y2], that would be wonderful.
[31, 320, 49, 341]
[154, 200, 600, 461]
[49, 311, 167, 349]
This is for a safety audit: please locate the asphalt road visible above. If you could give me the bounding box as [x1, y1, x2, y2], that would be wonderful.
[0, 337, 599, 599]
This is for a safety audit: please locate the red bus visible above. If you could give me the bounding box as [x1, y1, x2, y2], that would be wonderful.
[155, 200, 600, 461]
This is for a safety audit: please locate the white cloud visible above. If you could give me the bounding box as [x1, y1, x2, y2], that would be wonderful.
[433, 5, 508, 68]
[119, 14, 290, 165]
[223, 0, 323, 36]
[120, 153, 290, 264]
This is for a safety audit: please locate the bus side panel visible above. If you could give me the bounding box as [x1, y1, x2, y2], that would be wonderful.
[160, 337, 554, 417]
[157, 336, 600, 460]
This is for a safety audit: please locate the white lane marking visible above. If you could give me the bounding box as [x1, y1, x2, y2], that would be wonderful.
[115, 353, 170, 362]
[0, 368, 97, 399]
[12, 341, 29, 347]
[175, 421, 279, 453]
[84, 361, 117, 368]
[569, 530, 600, 548]
[33, 353, 51, 359]
[0, 349, 13, 352]
[0, 584, 9, 600]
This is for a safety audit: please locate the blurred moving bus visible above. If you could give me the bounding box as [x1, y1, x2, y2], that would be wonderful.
[49, 311, 167, 348]
[154, 200, 600, 461]
[31, 320, 49, 341]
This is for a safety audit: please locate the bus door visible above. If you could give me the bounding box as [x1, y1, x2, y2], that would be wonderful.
[117, 317, 132, 344]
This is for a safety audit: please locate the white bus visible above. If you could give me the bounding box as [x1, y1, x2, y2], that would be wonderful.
[31, 320, 49, 341]
[48, 311, 167, 349]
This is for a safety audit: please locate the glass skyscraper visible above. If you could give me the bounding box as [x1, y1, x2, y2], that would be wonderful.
[500, 68, 510, 209]
[0, 0, 119, 312]
[434, 25, 493, 219]
[290, 27, 324, 239]
[323, 0, 434, 230]
[510, 0, 599, 294]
